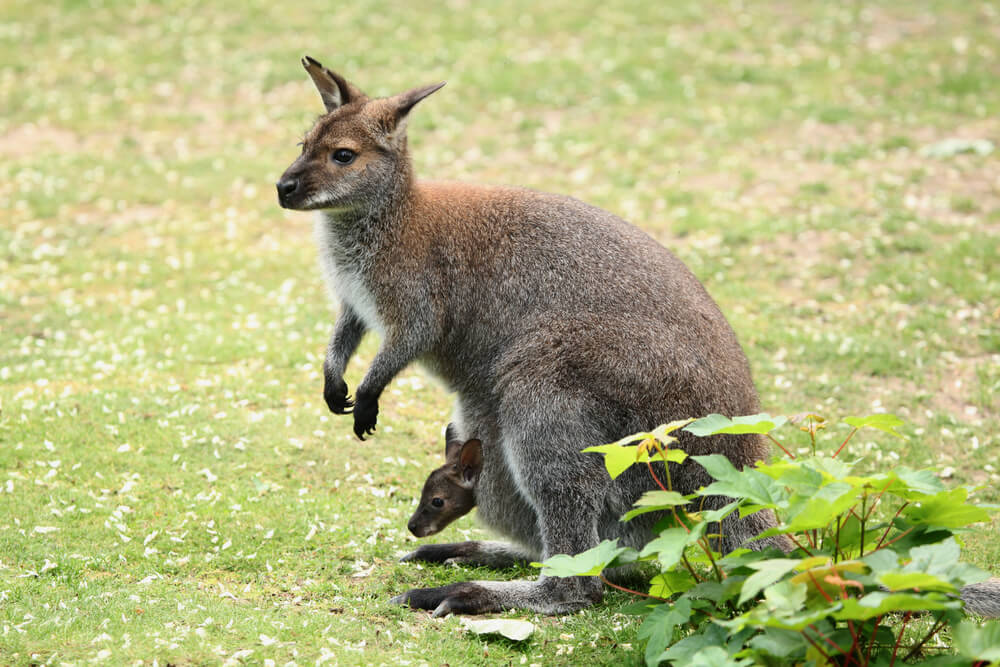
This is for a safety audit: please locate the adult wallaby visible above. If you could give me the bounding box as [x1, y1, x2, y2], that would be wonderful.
[407, 424, 480, 539]
[276, 56, 1000, 619]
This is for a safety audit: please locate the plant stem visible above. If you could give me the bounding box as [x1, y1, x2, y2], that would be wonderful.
[889, 612, 912, 667]
[859, 493, 867, 557]
[876, 527, 913, 551]
[766, 434, 795, 459]
[805, 570, 834, 603]
[834, 427, 859, 458]
[903, 614, 946, 662]
[865, 615, 882, 665]
[598, 573, 669, 602]
[646, 460, 669, 493]
[787, 533, 814, 557]
[874, 502, 910, 550]
[800, 629, 834, 664]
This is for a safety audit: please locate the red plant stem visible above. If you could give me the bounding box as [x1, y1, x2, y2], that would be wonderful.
[809, 623, 849, 660]
[876, 527, 913, 551]
[646, 460, 669, 493]
[598, 573, 669, 602]
[874, 502, 910, 550]
[834, 427, 860, 458]
[766, 434, 796, 459]
[889, 612, 913, 667]
[866, 615, 882, 665]
[864, 480, 895, 521]
[903, 615, 946, 662]
[800, 630, 834, 664]
[786, 532, 814, 557]
[835, 577, 862, 664]
[806, 570, 834, 604]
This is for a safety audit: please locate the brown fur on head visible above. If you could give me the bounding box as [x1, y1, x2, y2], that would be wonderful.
[276, 56, 444, 212]
[408, 424, 482, 538]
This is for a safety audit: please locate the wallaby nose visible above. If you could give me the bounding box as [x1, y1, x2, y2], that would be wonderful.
[276, 178, 299, 198]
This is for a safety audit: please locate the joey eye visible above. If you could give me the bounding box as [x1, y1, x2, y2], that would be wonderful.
[331, 148, 356, 165]
[431, 497, 444, 508]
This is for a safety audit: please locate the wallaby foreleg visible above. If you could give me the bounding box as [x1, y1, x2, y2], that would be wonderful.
[323, 306, 365, 414]
[353, 333, 425, 439]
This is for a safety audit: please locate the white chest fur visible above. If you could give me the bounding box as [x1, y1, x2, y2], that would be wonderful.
[313, 212, 385, 336]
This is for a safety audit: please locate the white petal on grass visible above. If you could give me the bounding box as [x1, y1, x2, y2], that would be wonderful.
[460, 618, 536, 641]
[33, 526, 58, 534]
[117, 443, 131, 453]
[259, 634, 277, 646]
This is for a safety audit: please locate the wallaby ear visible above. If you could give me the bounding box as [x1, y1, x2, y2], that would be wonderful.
[301, 56, 368, 112]
[444, 423, 462, 461]
[383, 81, 446, 138]
[458, 439, 483, 488]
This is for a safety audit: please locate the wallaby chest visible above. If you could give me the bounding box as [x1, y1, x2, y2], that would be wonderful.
[313, 213, 385, 335]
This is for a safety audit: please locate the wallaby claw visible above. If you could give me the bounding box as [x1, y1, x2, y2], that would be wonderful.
[323, 377, 354, 415]
[352, 396, 379, 440]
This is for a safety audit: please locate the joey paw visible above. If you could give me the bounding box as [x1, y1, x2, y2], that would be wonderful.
[323, 376, 354, 415]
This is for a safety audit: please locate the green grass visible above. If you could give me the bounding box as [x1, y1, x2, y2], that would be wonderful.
[2, 0, 999, 664]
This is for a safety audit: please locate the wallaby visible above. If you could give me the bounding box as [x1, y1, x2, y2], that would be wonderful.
[276, 56, 1000, 619]
[407, 424, 480, 538]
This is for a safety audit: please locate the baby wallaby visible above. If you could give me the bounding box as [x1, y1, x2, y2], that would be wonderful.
[408, 425, 480, 538]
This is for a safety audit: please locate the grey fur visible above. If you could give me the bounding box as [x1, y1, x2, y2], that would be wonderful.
[277, 58, 1000, 618]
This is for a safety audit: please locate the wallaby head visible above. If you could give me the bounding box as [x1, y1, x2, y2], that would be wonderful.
[408, 424, 482, 538]
[276, 56, 444, 214]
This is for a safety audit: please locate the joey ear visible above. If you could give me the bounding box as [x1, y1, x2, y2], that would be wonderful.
[444, 423, 462, 461]
[383, 81, 446, 138]
[458, 439, 483, 488]
[301, 56, 368, 112]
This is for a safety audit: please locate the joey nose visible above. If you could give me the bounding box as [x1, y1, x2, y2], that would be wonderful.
[276, 178, 299, 198]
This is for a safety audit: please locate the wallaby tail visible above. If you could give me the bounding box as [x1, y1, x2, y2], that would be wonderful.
[961, 578, 1000, 618]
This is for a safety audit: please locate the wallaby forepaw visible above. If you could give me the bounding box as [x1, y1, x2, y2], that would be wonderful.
[352, 395, 378, 440]
[323, 376, 353, 415]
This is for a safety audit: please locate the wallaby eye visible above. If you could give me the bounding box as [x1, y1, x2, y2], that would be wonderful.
[331, 148, 356, 165]
[431, 497, 444, 508]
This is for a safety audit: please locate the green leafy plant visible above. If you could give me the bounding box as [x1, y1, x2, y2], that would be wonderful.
[537, 413, 1000, 666]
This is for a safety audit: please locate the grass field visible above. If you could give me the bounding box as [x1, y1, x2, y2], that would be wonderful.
[2, 0, 999, 664]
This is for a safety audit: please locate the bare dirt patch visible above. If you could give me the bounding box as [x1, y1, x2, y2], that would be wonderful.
[0, 123, 81, 158]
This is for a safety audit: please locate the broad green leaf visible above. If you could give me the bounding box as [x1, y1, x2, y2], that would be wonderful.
[581, 443, 640, 479]
[903, 486, 991, 528]
[659, 624, 729, 666]
[895, 467, 946, 495]
[761, 579, 808, 614]
[686, 413, 788, 437]
[904, 538, 990, 587]
[692, 455, 786, 507]
[953, 619, 1000, 662]
[687, 646, 753, 667]
[637, 597, 692, 666]
[783, 482, 858, 532]
[843, 413, 905, 439]
[739, 559, 802, 605]
[622, 490, 689, 522]
[640, 523, 707, 570]
[649, 570, 697, 597]
[536, 539, 630, 577]
[878, 571, 955, 593]
[695, 500, 741, 524]
[636, 444, 688, 465]
[861, 549, 899, 574]
[745, 629, 806, 659]
[833, 591, 959, 621]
